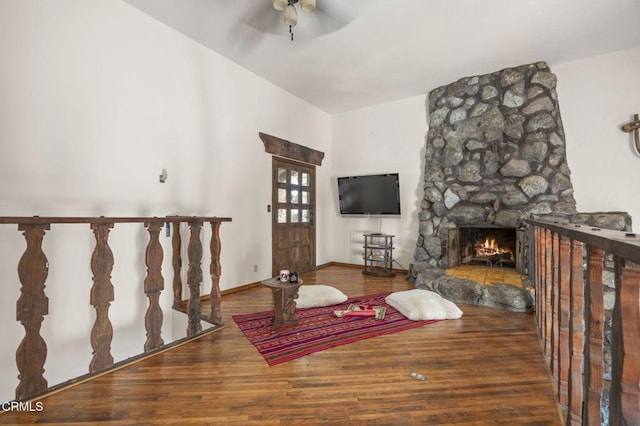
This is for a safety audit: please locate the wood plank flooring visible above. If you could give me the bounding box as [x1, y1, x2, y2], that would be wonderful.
[0, 265, 562, 425]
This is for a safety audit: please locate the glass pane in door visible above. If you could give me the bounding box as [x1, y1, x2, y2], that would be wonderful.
[278, 188, 287, 203]
[277, 209, 287, 223]
[278, 168, 287, 183]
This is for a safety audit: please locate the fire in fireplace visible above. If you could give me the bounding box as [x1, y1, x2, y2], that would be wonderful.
[474, 237, 512, 265]
[448, 226, 526, 272]
[464, 227, 515, 267]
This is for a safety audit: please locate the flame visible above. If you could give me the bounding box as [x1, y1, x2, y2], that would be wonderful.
[477, 238, 504, 257]
[484, 238, 496, 250]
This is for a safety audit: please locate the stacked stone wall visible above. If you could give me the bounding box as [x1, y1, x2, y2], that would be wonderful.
[412, 62, 592, 278]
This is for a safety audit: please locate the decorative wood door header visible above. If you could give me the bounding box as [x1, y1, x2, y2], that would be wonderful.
[259, 132, 324, 166]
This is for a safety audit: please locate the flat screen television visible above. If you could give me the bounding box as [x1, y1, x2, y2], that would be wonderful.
[337, 173, 401, 216]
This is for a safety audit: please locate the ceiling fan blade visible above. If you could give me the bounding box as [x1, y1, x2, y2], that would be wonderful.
[234, 0, 359, 42]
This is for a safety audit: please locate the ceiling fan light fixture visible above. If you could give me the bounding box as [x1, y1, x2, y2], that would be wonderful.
[300, 0, 316, 13]
[284, 4, 298, 27]
[272, 0, 287, 12]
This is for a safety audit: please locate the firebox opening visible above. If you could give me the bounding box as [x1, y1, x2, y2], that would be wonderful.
[459, 227, 517, 269]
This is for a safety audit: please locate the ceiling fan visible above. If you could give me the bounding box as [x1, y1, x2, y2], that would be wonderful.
[272, 0, 315, 41]
[241, 0, 354, 41]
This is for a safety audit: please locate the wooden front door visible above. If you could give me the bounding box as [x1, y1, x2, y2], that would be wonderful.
[272, 157, 316, 277]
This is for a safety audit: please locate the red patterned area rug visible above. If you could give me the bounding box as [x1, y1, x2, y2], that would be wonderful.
[232, 292, 440, 366]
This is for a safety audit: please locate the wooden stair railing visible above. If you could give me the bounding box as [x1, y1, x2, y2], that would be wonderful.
[1, 215, 231, 402]
[168, 218, 226, 333]
[528, 219, 640, 425]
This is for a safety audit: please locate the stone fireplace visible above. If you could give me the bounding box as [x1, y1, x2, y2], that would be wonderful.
[409, 61, 631, 281]
[408, 62, 633, 421]
[409, 61, 575, 279]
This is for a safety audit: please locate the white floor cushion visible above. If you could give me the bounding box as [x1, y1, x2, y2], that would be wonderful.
[296, 285, 348, 309]
[385, 289, 463, 320]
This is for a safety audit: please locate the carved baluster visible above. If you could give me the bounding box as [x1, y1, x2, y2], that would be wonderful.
[610, 264, 640, 426]
[208, 221, 223, 326]
[538, 226, 545, 331]
[568, 239, 585, 426]
[551, 232, 560, 381]
[558, 235, 571, 407]
[537, 226, 546, 348]
[89, 222, 115, 372]
[584, 247, 604, 426]
[544, 228, 553, 364]
[15, 223, 50, 401]
[172, 222, 183, 309]
[533, 226, 542, 331]
[143, 222, 164, 352]
[187, 221, 203, 336]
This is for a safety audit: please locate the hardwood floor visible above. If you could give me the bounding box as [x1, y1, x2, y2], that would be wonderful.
[0, 265, 562, 425]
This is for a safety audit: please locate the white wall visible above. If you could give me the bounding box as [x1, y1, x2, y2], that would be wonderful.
[0, 0, 330, 402]
[554, 46, 640, 226]
[330, 95, 427, 271]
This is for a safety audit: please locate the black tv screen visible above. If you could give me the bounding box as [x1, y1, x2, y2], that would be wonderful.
[337, 173, 401, 215]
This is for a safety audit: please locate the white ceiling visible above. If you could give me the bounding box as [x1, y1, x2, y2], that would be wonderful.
[124, 0, 640, 114]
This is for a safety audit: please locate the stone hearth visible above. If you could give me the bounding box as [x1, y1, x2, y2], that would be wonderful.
[416, 268, 534, 313]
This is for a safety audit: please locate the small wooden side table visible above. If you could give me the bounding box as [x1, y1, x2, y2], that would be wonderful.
[261, 278, 304, 330]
